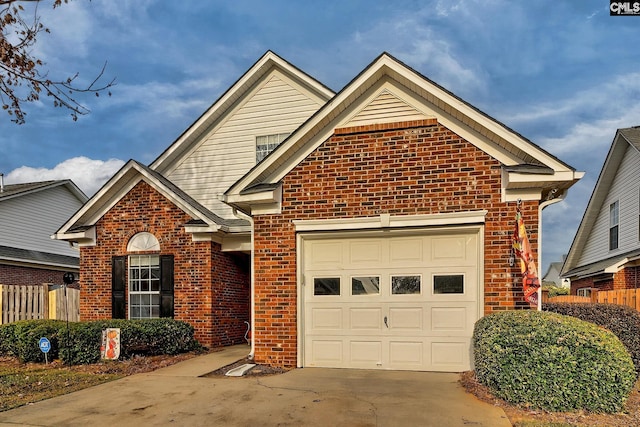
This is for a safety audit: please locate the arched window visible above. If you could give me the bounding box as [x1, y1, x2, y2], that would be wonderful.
[127, 232, 160, 252]
[112, 232, 173, 320]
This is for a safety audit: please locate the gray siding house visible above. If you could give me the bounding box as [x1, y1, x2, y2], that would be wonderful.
[0, 179, 87, 286]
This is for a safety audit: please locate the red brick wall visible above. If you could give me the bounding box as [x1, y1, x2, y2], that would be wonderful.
[0, 264, 72, 286]
[615, 266, 640, 289]
[570, 277, 610, 293]
[79, 181, 250, 348]
[571, 266, 640, 294]
[252, 120, 538, 367]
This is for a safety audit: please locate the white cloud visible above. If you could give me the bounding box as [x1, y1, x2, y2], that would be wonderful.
[498, 72, 640, 167]
[6, 157, 125, 196]
[508, 72, 640, 130]
[349, 14, 485, 96]
[36, 1, 95, 61]
[104, 77, 222, 119]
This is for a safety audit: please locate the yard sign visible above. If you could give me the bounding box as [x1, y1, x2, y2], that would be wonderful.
[101, 328, 121, 360]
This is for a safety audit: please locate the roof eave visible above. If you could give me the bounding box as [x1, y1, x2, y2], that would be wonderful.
[226, 53, 581, 201]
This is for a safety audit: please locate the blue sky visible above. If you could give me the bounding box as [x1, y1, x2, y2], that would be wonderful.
[1, 0, 638, 273]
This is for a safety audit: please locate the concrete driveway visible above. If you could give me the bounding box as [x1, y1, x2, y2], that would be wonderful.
[0, 345, 510, 427]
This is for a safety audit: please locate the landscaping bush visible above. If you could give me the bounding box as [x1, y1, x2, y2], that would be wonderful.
[0, 318, 201, 364]
[0, 322, 17, 355]
[473, 310, 635, 413]
[543, 302, 640, 377]
[542, 285, 569, 298]
[1, 320, 66, 362]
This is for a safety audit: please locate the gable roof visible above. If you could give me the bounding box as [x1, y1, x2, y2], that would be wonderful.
[0, 180, 87, 203]
[55, 51, 335, 245]
[54, 160, 249, 245]
[151, 50, 334, 174]
[224, 52, 583, 213]
[562, 126, 640, 277]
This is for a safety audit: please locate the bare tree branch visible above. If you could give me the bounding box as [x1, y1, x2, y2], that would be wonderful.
[0, 0, 115, 124]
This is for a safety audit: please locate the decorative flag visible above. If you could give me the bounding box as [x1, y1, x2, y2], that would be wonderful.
[512, 204, 540, 306]
[100, 328, 121, 360]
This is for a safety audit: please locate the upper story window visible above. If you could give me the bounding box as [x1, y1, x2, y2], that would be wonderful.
[609, 200, 619, 250]
[256, 133, 290, 162]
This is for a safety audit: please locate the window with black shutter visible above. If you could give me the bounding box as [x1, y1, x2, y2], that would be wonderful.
[112, 256, 126, 319]
[116, 232, 175, 319]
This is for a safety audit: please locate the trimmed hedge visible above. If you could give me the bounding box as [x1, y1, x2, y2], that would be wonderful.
[2, 320, 66, 362]
[473, 310, 635, 413]
[544, 302, 640, 377]
[0, 318, 201, 364]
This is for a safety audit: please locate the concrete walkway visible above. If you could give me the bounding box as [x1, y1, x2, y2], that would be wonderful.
[0, 345, 511, 426]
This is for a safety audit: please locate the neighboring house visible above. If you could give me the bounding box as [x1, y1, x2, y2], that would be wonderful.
[542, 255, 570, 288]
[562, 127, 640, 296]
[0, 178, 87, 286]
[54, 51, 582, 372]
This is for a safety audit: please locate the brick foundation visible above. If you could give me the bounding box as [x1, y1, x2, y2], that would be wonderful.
[252, 120, 537, 367]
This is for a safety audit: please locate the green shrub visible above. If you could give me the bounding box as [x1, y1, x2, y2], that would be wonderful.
[473, 310, 635, 413]
[0, 318, 201, 364]
[542, 285, 569, 298]
[0, 322, 17, 355]
[8, 320, 66, 362]
[543, 302, 640, 377]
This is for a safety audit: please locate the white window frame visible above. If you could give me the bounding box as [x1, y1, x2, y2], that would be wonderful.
[609, 200, 619, 250]
[256, 133, 290, 162]
[577, 288, 591, 298]
[128, 254, 161, 319]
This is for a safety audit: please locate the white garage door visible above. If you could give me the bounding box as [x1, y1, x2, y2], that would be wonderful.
[302, 229, 480, 372]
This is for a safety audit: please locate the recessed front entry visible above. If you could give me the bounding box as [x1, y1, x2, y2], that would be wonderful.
[301, 228, 481, 372]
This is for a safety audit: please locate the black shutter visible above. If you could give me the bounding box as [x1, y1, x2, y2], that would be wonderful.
[111, 256, 126, 319]
[159, 255, 174, 318]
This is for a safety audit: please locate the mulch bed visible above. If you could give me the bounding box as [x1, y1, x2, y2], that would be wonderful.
[460, 371, 640, 427]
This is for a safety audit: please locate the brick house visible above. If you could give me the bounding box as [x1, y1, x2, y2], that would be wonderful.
[562, 127, 640, 295]
[55, 52, 582, 371]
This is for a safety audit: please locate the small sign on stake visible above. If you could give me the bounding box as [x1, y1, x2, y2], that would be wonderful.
[39, 337, 51, 364]
[100, 328, 121, 360]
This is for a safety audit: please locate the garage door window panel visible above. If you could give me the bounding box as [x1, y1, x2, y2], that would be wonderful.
[314, 277, 341, 296]
[433, 275, 464, 294]
[391, 275, 421, 295]
[351, 276, 380, 295]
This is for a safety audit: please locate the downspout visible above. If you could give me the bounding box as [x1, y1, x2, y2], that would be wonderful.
[233, 208, 255, 360]
[537, 189, 565, 311]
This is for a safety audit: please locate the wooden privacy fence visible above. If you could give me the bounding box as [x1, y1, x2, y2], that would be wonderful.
[596, 289, 640, 312]
[544, 288, 640, 312]
[0, 284, 80, 324]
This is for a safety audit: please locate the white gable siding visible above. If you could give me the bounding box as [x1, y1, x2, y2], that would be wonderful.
[0, 186, 82, 258]
[167, 71, 324, 218]
[577, 144, 640, 266]
[345, 89, 430, 127]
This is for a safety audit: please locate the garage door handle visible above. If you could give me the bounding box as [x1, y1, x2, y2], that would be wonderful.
[384, 316, 388, 328]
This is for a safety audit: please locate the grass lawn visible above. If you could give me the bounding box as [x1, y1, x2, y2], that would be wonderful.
[0, 361, 122, 411]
